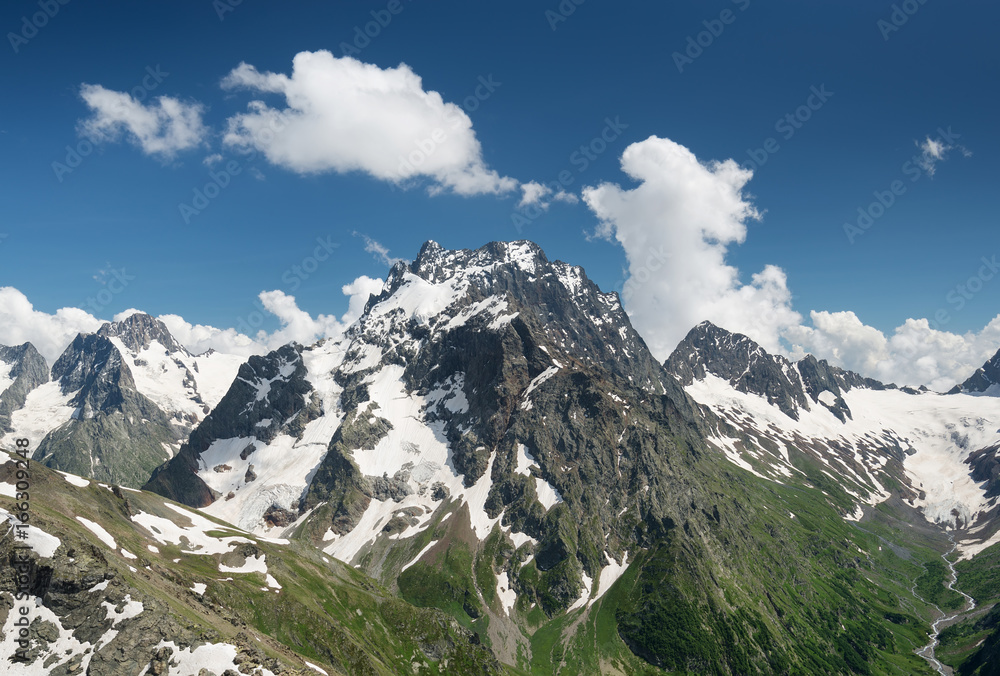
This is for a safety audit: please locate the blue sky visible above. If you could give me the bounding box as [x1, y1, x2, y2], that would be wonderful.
[1, 0, 998, 388]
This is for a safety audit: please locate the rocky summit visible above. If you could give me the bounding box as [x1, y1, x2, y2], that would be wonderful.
[3, 240, 1000, 675]
[0, 313, 243, 488]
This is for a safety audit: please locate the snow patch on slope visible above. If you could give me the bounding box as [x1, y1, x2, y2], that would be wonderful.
[6, 381, 75, 446]
[131, 504, 253, 555]
[589, 551, 629, 607]
[687, 373, 1000, 528]
[76, 516, 117, 550]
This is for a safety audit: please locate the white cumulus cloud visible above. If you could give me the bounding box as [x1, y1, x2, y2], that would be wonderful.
[354, 232, 405, 267]
[585, 136, 999, 391]
[584, 136, 801, 358]
[915, 134, 971, 177]
[0, 288, 104, 364]
[787, 312, 1000, 392]
[220, 51, 519, 196]
[78, 84, 207, 159]
[0, 278, 385, 366]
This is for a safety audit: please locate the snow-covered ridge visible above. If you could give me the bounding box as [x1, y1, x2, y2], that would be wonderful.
[687, 372, 1000, 533]
[0, 314, 243, 455]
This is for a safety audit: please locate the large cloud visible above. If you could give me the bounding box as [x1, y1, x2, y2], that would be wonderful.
[0, 288, 103, 364]
[787, 312, 1000, 392]
[0, 278, 384, 365]
[221, 51, 519, 196]
[584, 136, 802, 358]
[78, 84, 207, 159]
[585, 136, 998, 391]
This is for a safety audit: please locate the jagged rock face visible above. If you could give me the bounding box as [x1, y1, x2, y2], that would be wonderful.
[32, 333, 181, 488]
[1, 458, 501, 676]
[0, 342, 49, 433]
[665, 320, 1000, 535]
[664, 321, 887, 421]
[144, 343, 315, 507]
[96, 312, 186, 354]
[145, 240, 708, 597]
[134, 240, 1000, 673]
[968, 444, 1000, 500]
[951, 347, 1000, 394]
[53, 334, 137, 411]
[1, 313, 242, 488]
[666, 321, 811, 419]
[400, 240, 670, 393]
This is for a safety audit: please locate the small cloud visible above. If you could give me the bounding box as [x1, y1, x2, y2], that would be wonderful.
[353, 231, 405, 267]
[78, 84, 207, 160]
[519, 181, 552, 207]
[916, 134, 970, 177]
[93, 262, 114, 285]
[203, 153, 223, 166]
[518, 182, 580, 209]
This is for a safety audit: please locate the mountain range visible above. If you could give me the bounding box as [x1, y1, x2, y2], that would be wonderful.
[2, 239, 999, 675]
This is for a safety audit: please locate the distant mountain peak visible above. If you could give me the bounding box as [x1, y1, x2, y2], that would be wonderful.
[950, 347, 1000, 395]
[0, 342, 49, 434]
[97, 312, 186, 354]
[665, 321, 890, 421]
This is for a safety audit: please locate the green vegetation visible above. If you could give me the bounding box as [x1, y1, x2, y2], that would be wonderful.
[955, 541, 1000, 606]
[937, 541, 1000, 675]
[914, 558, 966, 611]
[398, 540, 484, 627]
